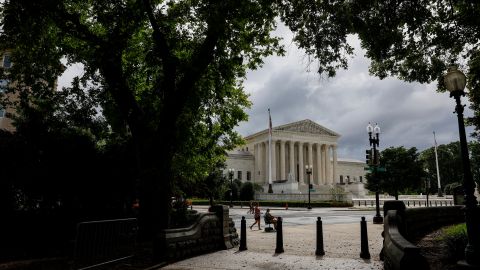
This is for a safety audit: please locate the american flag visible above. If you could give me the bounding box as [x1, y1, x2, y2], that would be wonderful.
[268, 108, 272, 136]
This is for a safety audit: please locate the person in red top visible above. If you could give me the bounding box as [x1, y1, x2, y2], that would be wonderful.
[250, 204, 261, 230]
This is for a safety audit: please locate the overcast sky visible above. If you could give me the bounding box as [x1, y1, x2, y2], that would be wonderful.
[236, 23, 474, 160]
[57, 23, 474, 161]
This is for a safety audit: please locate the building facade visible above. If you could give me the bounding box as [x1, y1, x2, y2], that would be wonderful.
[225, 119, 367, 197]
[0, 51, 14, 131]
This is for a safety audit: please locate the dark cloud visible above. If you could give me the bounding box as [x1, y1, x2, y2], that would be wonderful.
[237, 30, 474, 160]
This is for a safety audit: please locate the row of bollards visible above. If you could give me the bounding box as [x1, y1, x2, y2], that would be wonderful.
[239, 215, 371, 259]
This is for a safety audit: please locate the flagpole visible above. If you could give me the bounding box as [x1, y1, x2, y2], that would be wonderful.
[268, 109, 273, 193]
[433, 131, 443, 197]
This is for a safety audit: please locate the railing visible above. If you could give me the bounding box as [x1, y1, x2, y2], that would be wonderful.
[73, 218, 138, 270]
[256, 193, 351, 202]
[352, 198, 454, 208]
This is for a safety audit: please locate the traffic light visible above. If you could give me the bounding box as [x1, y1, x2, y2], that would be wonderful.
[309, 184, 313, 189]
[374, 150, 380, 165]
[366, 149, 372, 165]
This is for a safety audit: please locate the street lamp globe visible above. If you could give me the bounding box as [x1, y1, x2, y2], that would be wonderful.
[374, 123, 380, 135]
[366, 122, 373, 134]
[444, 65, 467, 95]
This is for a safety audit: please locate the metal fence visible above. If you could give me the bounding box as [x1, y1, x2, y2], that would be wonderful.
[73, 218, 138, 270]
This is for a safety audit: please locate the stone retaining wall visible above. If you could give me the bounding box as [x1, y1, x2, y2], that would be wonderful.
[382, 201, 464, 270]
[157, 205, 238, 262]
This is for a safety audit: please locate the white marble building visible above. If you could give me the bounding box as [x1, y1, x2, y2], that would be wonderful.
[225, 119, 367, 197]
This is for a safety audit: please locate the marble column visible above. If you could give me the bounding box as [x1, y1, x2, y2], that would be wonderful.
[265, 141, 269, 185]
[280, 140, 286, 180]
[271, 140, 276, 181]
[308, 143, 313, 183]
[321, 144, 326, 185]
[316, 143, 322, 185]
[289, 141, 295, 182]
[254, 143, 258, 183]
[332, 145, 338, 184]
[259, 143, 264, 184]
[298, 142, 304, 184]
[325, 145, 330, 185]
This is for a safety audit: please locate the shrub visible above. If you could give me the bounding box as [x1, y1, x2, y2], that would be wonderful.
[444, 182, 462, 195]
[239, 182, 255, 201]
[441, 223, 467, 261]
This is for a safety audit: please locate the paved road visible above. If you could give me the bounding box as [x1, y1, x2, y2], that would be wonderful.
[229, 207, 377, 227]
[194, 205, 377, 227]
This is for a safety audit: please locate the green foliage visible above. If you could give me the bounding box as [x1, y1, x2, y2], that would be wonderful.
[420, 141, 464, 193]
[239, 182, 255, 201]
[420, 141, 480, 192]
[444, 182, 463, 196]
[366, 146, 424, 196]
[440, 223, 467, 261]
[470, 141, 480, 187]
[192, 167, 227, 206]
[1, 0, 285, 231]
[170, 200, 199, 228]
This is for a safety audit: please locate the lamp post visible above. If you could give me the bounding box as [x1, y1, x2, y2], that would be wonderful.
[367, 122, 383, 224]
[228, 168, 234, 208]
[306, 165, 313, 210]
[425, 177, 430, 207]
[425, 168, 430, 207]
[444, 65, 480, 266]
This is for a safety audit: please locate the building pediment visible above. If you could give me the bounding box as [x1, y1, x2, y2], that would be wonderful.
[245, 119, 340, 141]
[274, 119, 339, 137]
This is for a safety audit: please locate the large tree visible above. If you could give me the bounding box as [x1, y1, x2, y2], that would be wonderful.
[0, 0, 360, 246]
[420, 141, 464, 193]
[366, 146, 424, 198]
[420, 140, 480, 192]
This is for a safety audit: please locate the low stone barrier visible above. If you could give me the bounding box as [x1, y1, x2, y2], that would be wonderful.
[383, 210, 429, 270]
[255, 193, 352, 202]
[382, 201, 464, 270]
[157, 205, 238, 262]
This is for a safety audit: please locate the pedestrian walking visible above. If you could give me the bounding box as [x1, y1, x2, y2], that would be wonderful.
[250, 204, 261, 230]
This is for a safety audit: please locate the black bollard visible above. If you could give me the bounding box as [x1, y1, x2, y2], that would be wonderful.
[360, 216, 371, 259]
[407, 201, 410, 207]
[316, 217, 325, 256]
[414, 201, 416, 207]
[275, 217, 284, 253]
[240, 216, 247, 251]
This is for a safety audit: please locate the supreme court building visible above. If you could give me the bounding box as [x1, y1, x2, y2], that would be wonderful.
[225, 119, 367, 198]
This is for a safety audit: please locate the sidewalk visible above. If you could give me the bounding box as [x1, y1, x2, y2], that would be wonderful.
[160, 222, 384, 270]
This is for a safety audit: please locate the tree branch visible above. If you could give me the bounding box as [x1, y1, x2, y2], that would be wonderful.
[53, 5, 104, 46]
[142, 0, 177, 93]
